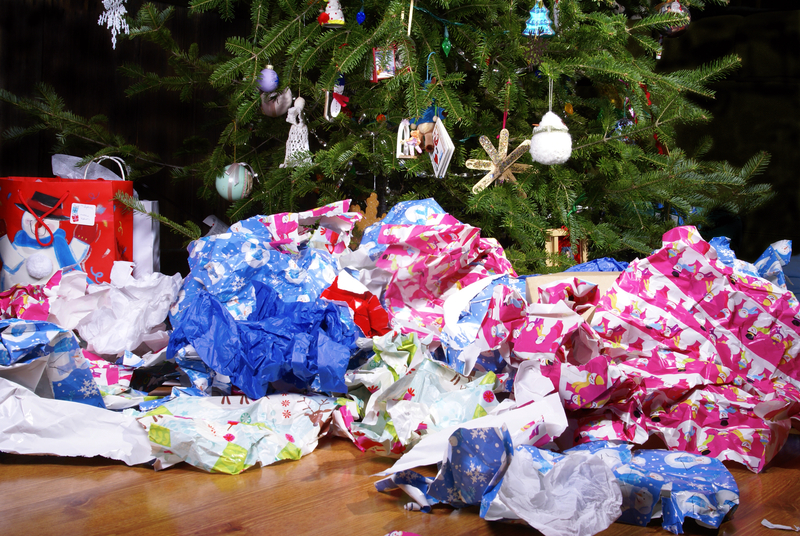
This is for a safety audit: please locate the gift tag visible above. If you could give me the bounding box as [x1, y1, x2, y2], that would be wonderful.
[70, 203, 96, 226]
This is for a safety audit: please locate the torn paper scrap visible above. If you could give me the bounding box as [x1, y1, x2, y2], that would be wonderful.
[762, 519, 800, 531]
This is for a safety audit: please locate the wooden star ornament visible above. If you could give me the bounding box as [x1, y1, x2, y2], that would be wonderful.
[466, 129, 532, 194]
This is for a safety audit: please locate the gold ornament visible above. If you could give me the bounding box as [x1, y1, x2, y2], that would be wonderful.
[466, 129, 532, 194]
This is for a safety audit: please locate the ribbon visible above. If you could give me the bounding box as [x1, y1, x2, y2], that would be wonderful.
[19, 191, 69, 248]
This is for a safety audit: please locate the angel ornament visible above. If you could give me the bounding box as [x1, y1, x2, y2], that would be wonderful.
[281, 96, 312, 168]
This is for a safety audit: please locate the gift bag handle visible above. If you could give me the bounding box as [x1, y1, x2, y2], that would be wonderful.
[19, 190, 70, 247]
[83, 155, 127, 181]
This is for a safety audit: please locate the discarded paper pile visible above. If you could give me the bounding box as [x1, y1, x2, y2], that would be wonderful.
[2, 198, 800, 536]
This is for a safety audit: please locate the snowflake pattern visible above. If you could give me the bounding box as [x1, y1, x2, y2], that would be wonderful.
[465, 461, 488, 485]
[470, 428, 488, 440]
[98, 0, 130, 50]
[281, 399, 291, 407]
[282, 410, 292, 419]
[79, 378, 101, 398]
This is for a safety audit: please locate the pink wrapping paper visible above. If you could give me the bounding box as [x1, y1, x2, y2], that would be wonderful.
[0, 271, 61, 320]
[483, 226, 800, 472]
[376, 220, 516, 340]
[567, 226, 800, 471]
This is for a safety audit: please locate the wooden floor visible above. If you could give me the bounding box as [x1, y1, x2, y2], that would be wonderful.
[1, 435, 799, 536]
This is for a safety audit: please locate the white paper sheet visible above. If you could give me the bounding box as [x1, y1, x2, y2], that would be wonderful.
[0, 377, 153, 465]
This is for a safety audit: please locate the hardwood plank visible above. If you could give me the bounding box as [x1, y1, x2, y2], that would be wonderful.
[1, 435, 799, 536]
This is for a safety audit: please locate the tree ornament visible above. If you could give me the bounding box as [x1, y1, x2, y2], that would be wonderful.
[215, 163, 255, 202]
[258, 65, 279, 93]
[397, 119, 419, 159]
[326, 74, 348, 120]
[356, 0, 366, 25]
[261, 87, 293, 117]
[442, 26, 452, 57]
[655, 1, 690, 37]
[429, 117, 454, 178]
[321, 0, 345, 28]
[523, 0, 555, 37]
[371, 46, 397, 82]
[530, 111, 571, 165]
[530, 78, 572, 165]
[466, 129, 532, 194]
[280, 96, 312, 168]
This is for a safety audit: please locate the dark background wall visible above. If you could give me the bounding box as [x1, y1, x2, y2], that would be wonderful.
[1, 0, 798, 275]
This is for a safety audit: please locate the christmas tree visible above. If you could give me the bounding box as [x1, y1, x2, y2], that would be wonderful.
[0, 0, 773, 273]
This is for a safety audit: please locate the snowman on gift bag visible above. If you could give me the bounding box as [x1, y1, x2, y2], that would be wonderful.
[0, 191, 94, 289]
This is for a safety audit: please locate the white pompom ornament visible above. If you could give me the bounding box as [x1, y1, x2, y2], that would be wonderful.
[530, 111, 572, 165]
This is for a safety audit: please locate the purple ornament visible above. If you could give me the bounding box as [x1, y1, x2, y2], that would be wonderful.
[258, 66, 279, 93]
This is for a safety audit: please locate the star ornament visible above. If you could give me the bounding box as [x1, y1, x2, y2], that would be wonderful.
[466, 129, 532, 194]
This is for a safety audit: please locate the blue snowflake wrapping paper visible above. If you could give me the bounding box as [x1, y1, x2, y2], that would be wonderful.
[168, 282, 358, 399]
[478, 440, 738, 534]
[374, 470, 440, 512]
[428, 426, 514, 508]
[0, 319, 104, 408]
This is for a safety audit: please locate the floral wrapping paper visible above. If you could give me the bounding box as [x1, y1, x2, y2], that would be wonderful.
[128, 392, 335, 474]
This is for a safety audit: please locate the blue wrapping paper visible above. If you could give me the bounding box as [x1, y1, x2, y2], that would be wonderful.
[168, 282, 358, 399]
[0, 319, 105, 408]
[565, 257, 629, 272]
[428, 426, 514, 508]
[710, 235, 792, 288]
[171, 220, 338, 323]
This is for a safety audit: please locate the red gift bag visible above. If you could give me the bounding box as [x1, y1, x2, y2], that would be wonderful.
[0, 176, 134, 290]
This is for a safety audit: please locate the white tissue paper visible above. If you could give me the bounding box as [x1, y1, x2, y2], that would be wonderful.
[497, 448, 623, 536]
[47, 262, 181, 355]
[0, 377, 153, 465]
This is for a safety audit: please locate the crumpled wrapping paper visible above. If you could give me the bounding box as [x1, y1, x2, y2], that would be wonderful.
[565, 257, 629, 272]
[170, 201, 359, 327]
[491, 445, 622, 536]
[320, 271, 390, 337]
[427, 426, 514, 507]
[0, 318, 105, 407]
[348, 357, 500, 455]
[371, 208, 516, 342]
[711, 236, 792, 289]
[168, 281, 358, 399]
[127, 392, 335, 473]
[0, 377, 153, 465]
[231, 199, 361, 256]
[480, 440, 737, 535]
[0, 272, 61, 321]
